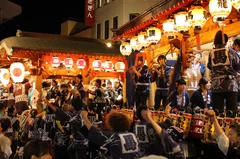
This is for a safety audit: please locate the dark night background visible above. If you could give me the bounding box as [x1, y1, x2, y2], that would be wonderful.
[0, 0, 85, 40]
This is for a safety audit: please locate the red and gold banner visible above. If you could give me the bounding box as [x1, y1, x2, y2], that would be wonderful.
[85, 0, 95, 27]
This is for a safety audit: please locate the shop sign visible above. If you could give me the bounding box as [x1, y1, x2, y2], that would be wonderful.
[85, 0, 94, 27]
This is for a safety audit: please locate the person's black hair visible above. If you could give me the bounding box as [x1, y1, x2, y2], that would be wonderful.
[233, 37, 240, 47]
[30, 109, 38, 118]
[88, 102, 96, 111]
[214, 30, 228, 46]
[0, 151, 7, 159]
[176, 78, 186, 86]
[230, 123, 240, 136]
[0, 118, 11, 132]
[71, 96, 83, 111]
[0, 101, 5, 111]
[136, 105, 148, 120]
[23, 139, 50, 159]
[42, 82, 50, 88]
[157, 55, 166, 63]
[110, 98, 115, 102]
[198, 77, 209, 87]
[95, 79, 102, 86]
[76, 74, 83, 80]
[7, 105, 15, 117]
[52, 79, 58, 85]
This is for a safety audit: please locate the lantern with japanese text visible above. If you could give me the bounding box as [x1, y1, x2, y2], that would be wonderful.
[76, 58, 86, 69]
[120, 42, 132, 56]
[92, 59, 102, 71]
[64, 57, 73, 68]
[130, 36, 141, 51]
[10, 62, 25, 83]
[146, 27, 161, 44]
[104, 60, 114, 72]
[115, 62, 125, 72]
[0, 69, 10, 86]
[209, 0, 232, 23]
[163, 19, 176, 39]
[232, 0, 240, 11]
[174, 12, 191, 32]
[188, 6, 208, 29]
[51, 56, 60, 68]
[138, 31, 149, 47]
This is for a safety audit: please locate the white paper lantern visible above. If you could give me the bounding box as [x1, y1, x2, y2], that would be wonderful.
[130, 36, 141, 51]
[146, 27, 161, 44]
[64, 57, 73, 68]
[10, 62, 25, 83]
[104, 61, 114, 72]
[174, 12, 191, 32]
[120, 42, 132, 56]
[137, 31, 149, 47]
[163, 19, 177, 38]
[76, 59, 86, 69]
[92, 60, 102, 71]
[188, 6, 208, 28]
[51, 56, 60, 68]
[0, 69, 10, 86]
[232, 0, 240, 11]
[115, 62, 126, 72]
[209, 0, 232, 22]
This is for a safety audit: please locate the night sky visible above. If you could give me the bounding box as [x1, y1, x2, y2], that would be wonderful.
[0, 0, 85, 40]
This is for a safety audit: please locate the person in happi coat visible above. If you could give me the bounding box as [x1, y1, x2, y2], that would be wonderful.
[114, 80, 123, 109]
[207, 30, 240, 116]
[81, 110, 141, 159]
[46, 96, 88, 159]
[133, 57, 150, 108]
[190, 77, 212, 110]
[150, 55, 172, 110]
[168, 78, 190, 111]
[75, 75, 86, 101]
[135, 105, 185, 159]
[14, 78, 31, 115]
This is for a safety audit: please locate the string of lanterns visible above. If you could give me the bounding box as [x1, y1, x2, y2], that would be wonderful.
[120, 0, 239, 56]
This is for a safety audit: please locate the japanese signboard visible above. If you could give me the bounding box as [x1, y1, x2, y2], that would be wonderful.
[85, 0, 94, 27]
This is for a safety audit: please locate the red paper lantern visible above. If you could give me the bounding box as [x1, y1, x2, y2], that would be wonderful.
[64, 57, 73, 68]
[92, 60, 102, 71]
[51, 57, 60, 68]
[76, 59, 86, 69]
[115, 62, 125, 72]
[104, 60, 114, 72]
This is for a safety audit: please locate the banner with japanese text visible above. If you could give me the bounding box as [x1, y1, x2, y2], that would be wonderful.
[85, 0, 94, 27]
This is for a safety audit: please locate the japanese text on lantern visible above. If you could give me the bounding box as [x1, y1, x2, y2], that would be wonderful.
[85, 0, 94, 27]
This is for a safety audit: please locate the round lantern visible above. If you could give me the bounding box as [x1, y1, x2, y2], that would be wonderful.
[163, 19, 176, 38]
[174, 12, 191, 32]
[120, 42, 132, 56]
[0, 69, 10, 86]
[146, 27, 161, 44]
[137, 31, 149, 47]
[76, 58, 86, 69]
[188, 6, 208, 29]
[10, 62, 25, 83]
[130, 36, 141, 51]
[115, 62, 125, 72]
[51, 56, 60, 68]
[232, 0, 240, 12]
[64, 57, 73, 68]
[92, 59, 102, 71]
[104, 60, 114, 72]
[209, 0, 232, 22]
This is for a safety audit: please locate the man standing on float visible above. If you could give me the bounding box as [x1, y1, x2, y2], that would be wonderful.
[207, 30, 240, 116]
[150, 55, 172, 110]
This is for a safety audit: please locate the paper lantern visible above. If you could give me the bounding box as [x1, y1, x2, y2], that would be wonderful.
[232, 0, 240, 11]
[0, 69, 10, 86]
[146, 27, 161, 43]
[174, 12, 191, 32]
[64, 57, 73, 68]
[137, 31, 149, 47]
[104, 60, 114, 72]
[209, 0, 232, 22]
[115, 62, 125, 72]
[10, 62, 25, 83]
[92, 59, 102, 71]
[163, 19, 177, 38]
[120, 42, 132, 56]
[130, 36, 141, 51]
[76, 59, 86, 69]
[51, 56, 60, 68]
[188, 6, 208, 29]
